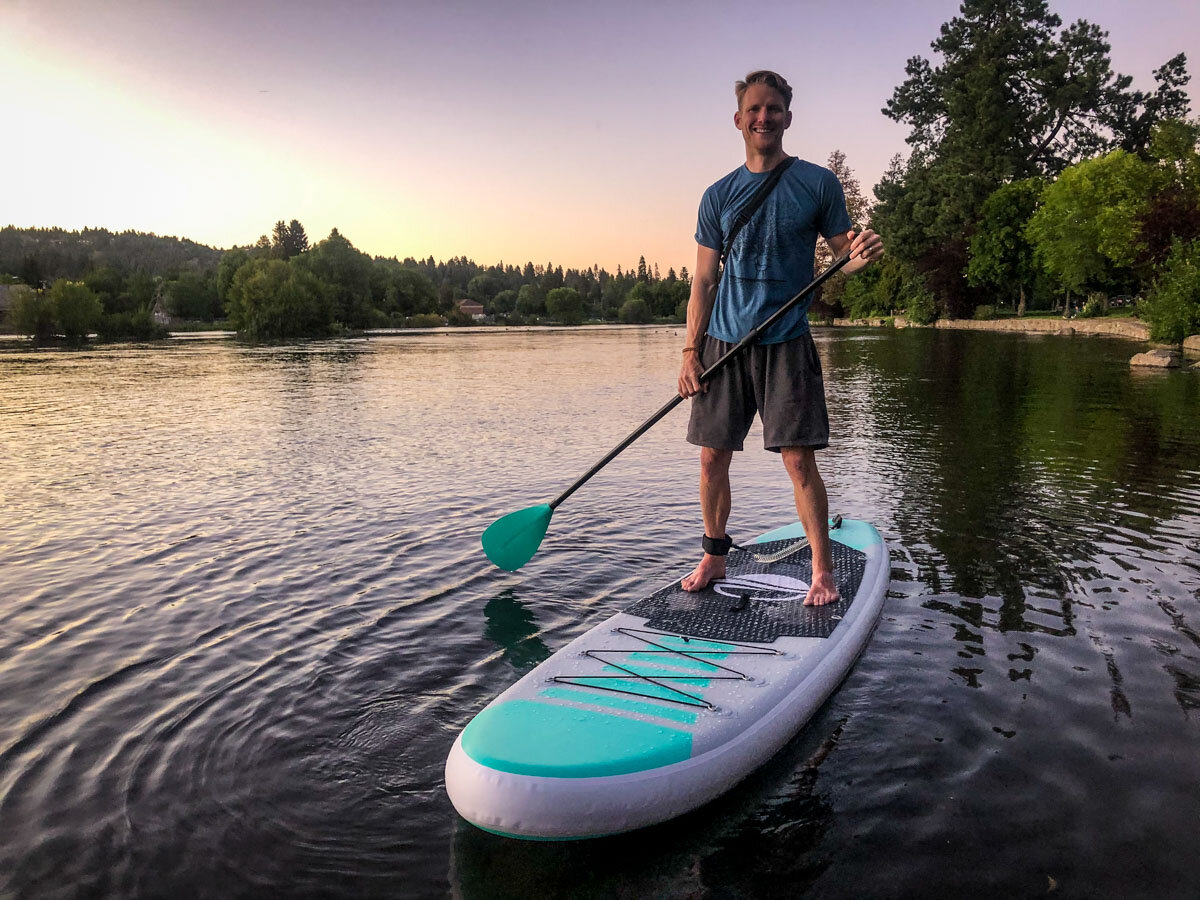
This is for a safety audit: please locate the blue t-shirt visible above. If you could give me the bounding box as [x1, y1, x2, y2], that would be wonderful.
[695, 158, 852, 344]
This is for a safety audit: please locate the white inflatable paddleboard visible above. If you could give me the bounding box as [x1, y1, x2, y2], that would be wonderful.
[446, 517, 889, 839]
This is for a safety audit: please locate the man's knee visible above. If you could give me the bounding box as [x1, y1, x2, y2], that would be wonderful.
[699, 447, 733, 481]
[781, 446, 818, 489]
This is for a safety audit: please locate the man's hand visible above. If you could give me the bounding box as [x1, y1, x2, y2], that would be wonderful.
[848, 228, 884, 263]
[678, 350, 705, 398]
[828, 228, 884, 274]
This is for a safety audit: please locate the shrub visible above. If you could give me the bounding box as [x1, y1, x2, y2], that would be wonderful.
[905, 282, 938, 325]
[49, 280, 104, 341]
[1140, 239, 1200, 343]
[973, 304, 996, 320]
[619, 297, 652, 324]
[10, 285, 56, 341]
[1078, 292, 1107, 318]
[95, 309, 169, 341]
[405, 313, 444, 328]
[546, 287, 584, 325]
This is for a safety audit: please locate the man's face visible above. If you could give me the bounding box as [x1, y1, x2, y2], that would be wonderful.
[734, 83, 792, 153]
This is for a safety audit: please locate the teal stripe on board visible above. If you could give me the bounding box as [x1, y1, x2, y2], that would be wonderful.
[626, 651, 724, 672]
[461, 699, 693, 777]
[753, 517, 881, 551]
[639, 634, 737, 653]
[602, 663, 712, 682]
[538, 687, 700, 725]
[561, 677, 708, 705]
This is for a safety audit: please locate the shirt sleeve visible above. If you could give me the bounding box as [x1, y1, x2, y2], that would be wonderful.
[694, 186, 723, 251]
[818, 171, 854, 240]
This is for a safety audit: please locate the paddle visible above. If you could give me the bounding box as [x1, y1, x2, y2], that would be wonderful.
[482, 253, 854, 571]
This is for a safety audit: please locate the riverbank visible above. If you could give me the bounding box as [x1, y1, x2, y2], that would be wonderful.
[831, 315, 1151, 341]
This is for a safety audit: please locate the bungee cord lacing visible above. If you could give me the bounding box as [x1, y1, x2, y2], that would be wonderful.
[551, 626, 779, 710]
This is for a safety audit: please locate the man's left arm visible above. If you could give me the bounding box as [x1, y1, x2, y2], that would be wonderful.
[826, 228, 884, 274]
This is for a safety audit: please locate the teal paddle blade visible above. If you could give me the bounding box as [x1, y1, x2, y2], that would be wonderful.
[482, 503, 554, 571]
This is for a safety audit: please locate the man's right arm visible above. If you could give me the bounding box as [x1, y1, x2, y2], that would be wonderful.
[678, 243, 721, 398]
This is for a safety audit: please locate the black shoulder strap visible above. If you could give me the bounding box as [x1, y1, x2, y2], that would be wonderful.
[720, 156, 796, 268]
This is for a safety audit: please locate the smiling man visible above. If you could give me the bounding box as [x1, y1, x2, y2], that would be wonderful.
[677, 69, 884, 606]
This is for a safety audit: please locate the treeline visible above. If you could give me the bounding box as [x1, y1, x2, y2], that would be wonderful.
[217, 223, 691, 338]
[837, 0, 1200, 342]
[0, 226, 222, 284]
[1, 220, 692, 341]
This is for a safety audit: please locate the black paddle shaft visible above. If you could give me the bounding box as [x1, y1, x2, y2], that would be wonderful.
[548, 253, 853, 511]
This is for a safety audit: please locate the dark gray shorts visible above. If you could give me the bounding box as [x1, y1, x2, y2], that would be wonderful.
[686, 331, 829, 452]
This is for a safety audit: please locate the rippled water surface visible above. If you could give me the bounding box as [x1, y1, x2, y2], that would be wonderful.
[1, 327, 1198, 898]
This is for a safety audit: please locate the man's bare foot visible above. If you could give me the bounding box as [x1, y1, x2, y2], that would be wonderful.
[804, 571, 839, 606]
[681, 554, 726, 592]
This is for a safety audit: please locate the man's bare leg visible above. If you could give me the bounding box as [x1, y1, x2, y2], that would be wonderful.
[681, 447, 733, 591]
[780, 447, 839, 606]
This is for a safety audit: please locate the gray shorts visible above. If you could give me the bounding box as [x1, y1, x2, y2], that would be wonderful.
[686, 331, 829, 452]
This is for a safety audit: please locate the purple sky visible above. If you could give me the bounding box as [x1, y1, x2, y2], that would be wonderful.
[3, 0, 1196, 273]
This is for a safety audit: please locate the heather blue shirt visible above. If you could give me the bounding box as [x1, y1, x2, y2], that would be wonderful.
[695, 158, 852, 344]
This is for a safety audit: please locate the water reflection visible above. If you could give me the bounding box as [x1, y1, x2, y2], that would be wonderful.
[1, 329, 1198, 897]
[482, 591, 552, 672]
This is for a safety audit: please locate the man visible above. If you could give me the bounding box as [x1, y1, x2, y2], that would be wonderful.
[677, 70, 884, 606]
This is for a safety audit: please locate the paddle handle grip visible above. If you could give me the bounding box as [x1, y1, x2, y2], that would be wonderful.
[548, 253, 852, 511]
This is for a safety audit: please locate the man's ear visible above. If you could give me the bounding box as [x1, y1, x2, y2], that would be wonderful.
[734, 109, 743, 129]
[784, 109, 793, 129]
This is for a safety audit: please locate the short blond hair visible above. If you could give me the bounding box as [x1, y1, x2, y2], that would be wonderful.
[735, 70, 793, 111]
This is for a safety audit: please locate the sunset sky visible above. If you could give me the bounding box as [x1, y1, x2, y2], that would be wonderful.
[3, 0, 1196, 273]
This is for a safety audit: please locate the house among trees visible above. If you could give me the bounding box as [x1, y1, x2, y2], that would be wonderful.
[456, 298, 485, 319]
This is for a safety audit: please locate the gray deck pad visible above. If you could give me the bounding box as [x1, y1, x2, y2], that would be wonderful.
[624, 538, 867, 643]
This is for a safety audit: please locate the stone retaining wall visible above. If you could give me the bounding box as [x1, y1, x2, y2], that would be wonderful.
[826, 316, 1151, 341]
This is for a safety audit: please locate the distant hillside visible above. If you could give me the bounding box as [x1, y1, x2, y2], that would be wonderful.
[0, 226, 225, 285]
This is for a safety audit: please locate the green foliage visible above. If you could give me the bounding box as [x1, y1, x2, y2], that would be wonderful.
[840, 257, 937, 323]
[373, 261, 437, 318]
[1078, 293, 1108, 318]
[97, 308, 169, 342]
[271, 219, 309, 259]
[0, 226, 222, 285]
[83, 266, 126, 313]
[405, 313, 444, 328]
[227, 258, 333, 339]
[967, 179, 1044, 308]
[217, 249, 250, 306]
[10, 285, 56, 341]
[4, 220, 705, 337]
[1140, 239, 1200, 342]
[905, 282, 938, 325]
[48, 280, 103, 341]
[1026, 150, 1155, 293]
[516, 283, 545, 316]
[973, 304, 997, 320]
[618, 297, 652, 324]
[491, 289, 517, 315]
[467, 273, 500, 304]
[876, 2, 1190, 312]
[545, 287, 584, 325]
[296, 229, 373, 328]
[165, 270, 220, 320]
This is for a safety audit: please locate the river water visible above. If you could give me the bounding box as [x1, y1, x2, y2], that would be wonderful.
[1, 327, 1197, 898]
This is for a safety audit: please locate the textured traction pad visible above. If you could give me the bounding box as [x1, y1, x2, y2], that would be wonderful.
[624, 538, 867, 643]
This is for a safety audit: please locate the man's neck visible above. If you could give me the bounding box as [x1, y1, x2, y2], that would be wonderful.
[744, 147, 789, 174]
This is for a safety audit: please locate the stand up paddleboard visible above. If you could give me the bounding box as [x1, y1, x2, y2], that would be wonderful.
[446, 517, 889, 840]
